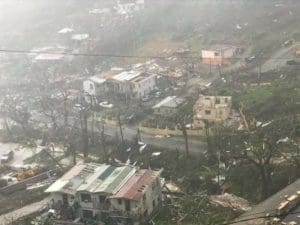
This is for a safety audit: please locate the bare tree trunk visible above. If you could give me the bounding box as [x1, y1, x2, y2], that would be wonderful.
[3, 118, 12, 137]
[259, 165, 271, 199]
[118, 114, 124, 145]
[80, 111, 89, 159]
[182, 124, 189, 157]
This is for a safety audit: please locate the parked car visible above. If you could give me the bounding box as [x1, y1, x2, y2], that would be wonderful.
[245, 55, 256, 64]
[142, 96, 151, 102]
[282, 39, 293, 47]
[99, 101, 114, 108]
[0, 151, 14, 164]
[0, 175, 18, 187]
[286, 60, 300, 65]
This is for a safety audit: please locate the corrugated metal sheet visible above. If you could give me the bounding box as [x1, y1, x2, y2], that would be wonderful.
[113, 71, 141, 82]
[77, 164, 110, 192]
[92, 166, 135, 194]
[112, 170, 159, 201]
[46, 163, 139, 196]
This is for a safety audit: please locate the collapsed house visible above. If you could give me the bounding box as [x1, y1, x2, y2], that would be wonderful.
[45, 163, 162, 225]
[193, 95, 232, 129]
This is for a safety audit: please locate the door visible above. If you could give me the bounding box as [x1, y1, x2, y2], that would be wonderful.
[62, 194, 68, 205]
[125, 200, 131, 211]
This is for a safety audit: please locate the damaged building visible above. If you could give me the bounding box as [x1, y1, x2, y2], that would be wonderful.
[45, 163, 162, 225]
[83, 70, 157, 101]
[193, 95, 232, 129]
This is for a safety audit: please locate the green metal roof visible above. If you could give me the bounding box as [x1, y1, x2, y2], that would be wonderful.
[93, 166, 136, 194]
[98, 165, 115, 181]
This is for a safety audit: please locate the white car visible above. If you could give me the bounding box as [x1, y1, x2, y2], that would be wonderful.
[99, 101, 114, 108]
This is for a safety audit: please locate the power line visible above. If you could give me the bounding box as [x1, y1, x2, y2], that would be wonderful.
[0, 48, 298, 61]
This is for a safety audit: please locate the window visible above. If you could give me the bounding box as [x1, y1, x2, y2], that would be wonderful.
[143, 194, 146, 201]
[216, 98, 220, 104]
[81, 193, 91, 202]
[99, 195, 106, 203]
[82, 210, 93, 219]
[214, 52, 220, 56]
[153, 200, 156, 208]
[89, 83, 94, 90]
[118, 199, 122, 205]
[205, 110, 211, 115]
[225, 98, 228, 103]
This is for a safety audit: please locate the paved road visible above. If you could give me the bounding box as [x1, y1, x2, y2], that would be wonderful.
[261, 44, 299, 73]
[97, 124, 207, 156]
[0, 196, 50, 225]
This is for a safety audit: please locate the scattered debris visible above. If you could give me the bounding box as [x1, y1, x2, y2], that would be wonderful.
[57, 28, 73, 34]
[71, 34, 89, 41]
[139, 144, 147, 153]
[210, 193, 252, 212]
[151, 152, 161, 157]
[276, 137, 289, 144]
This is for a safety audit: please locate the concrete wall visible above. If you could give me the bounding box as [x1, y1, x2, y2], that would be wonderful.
[193, 96, 232, 128]
[153, 106, 178, 116]
[201, 48, 235, 66]
[139, 125, 203, 136]
[0, 170, 55, 195]
[133, 75, 156, 98]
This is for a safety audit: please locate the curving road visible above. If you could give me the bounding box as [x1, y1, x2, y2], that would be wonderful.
[95, 124, 207, 156]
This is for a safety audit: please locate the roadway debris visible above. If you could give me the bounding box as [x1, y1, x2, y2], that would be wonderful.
[209, 193, 252, 212]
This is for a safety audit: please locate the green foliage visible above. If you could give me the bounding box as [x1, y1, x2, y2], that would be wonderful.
[292, 31, 300, 41]
[236, 83, 300, 119]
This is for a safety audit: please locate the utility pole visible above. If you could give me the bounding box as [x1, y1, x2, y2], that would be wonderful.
[209, 58, 212, 75]
[118, 113, 124, 145]
[137, 128, 141, 142]
[257, 64, 262, 85]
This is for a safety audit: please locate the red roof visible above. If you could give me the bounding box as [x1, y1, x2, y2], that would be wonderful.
[112, 169, 159, 201]
[60, 164, 86, 180]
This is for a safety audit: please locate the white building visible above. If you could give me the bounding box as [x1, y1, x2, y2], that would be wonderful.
[45, 163, 162, 224]
[83, 75, 107, 97]
[112, 71, 156, 99]
[83, 70, 156, 100]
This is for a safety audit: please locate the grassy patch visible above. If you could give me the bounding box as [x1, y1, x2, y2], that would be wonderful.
[237, 85, 275, 110]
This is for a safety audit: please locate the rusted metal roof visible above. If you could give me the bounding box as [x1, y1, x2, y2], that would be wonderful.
[112, 169, 159, 201]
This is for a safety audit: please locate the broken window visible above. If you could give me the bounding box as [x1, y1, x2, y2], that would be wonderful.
[99, 195, 106, 203]
[205, 110, 211, 115]
[81, 193, 92, 202]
